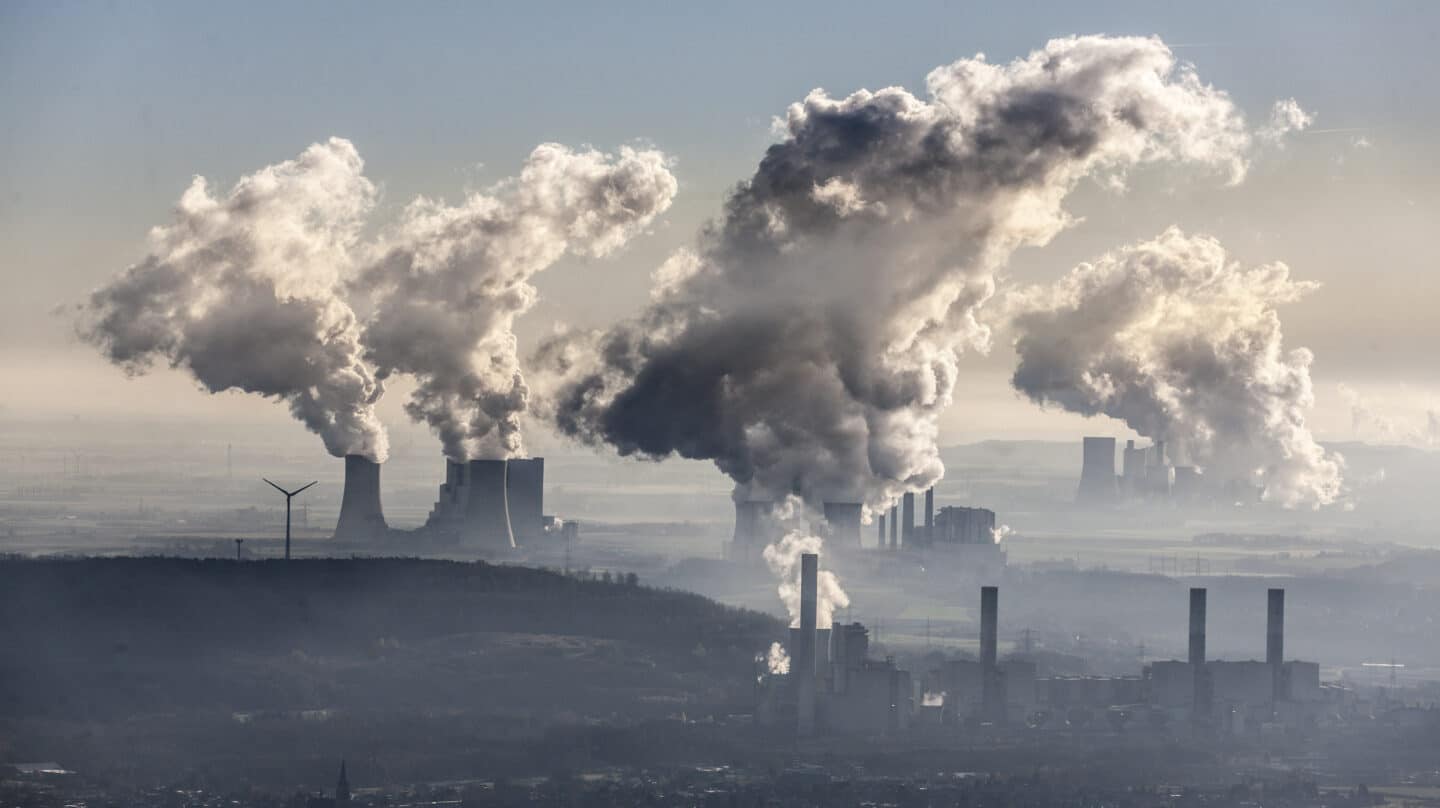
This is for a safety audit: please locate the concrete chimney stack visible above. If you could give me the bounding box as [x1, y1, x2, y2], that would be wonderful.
[981, 585, 1000, 721]
[876, 513, 886, 548]
[505, 457, 545, 545]
[1189, 587, 1209, 719]
[461, 459, 515, 550]
[1267, 588, 1286, 703]
[333, 455, 387, 541]
[901, 492, 915, 546]
[924, 487, 934, 543]
[888, 504, 898, 550]
[796, 553, 818, 735]
[1077, 436, 1119, 504]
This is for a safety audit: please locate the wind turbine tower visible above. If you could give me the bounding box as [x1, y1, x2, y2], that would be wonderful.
[264, 478, 317, 561]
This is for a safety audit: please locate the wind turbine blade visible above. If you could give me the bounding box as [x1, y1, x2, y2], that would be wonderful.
[263, 478, 287, 495]
[294, 480, 319, 495]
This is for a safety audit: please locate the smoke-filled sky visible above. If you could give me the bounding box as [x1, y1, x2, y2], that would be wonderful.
[4, 1, 1440, 459]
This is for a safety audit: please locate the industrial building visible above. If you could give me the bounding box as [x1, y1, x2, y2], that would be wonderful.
[762, 575, 1322, 738]
[421, 456, 549, 550]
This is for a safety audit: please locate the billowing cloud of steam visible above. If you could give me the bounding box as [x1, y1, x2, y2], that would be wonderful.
[762, 529, 851, 628]
[540, 35, 1280, 510]
[361, 144, 677, 461]
[763, 642, 790, 676]
[1009, 227, 1343, 508]
[1338, 383, 1440, 447]
[75, 139, 389, 461]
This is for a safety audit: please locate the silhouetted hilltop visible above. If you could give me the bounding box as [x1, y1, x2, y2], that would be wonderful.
[0, 556, 781, 722]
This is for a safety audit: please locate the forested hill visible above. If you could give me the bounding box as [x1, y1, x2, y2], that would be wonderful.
[0, 556, 781, 722]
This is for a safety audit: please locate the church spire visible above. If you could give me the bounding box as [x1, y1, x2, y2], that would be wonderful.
[336, 760, 351, 806]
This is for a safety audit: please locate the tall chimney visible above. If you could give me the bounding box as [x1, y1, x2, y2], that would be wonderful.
[505, 457, 545, 545]
[876, 513, 886, 549]
[888, 504, 898, 549]
[1267, 588, 1286, 703]
[1189, 587, 1209, 719]
[901, 492, 915, 546]
[981, 585, 1000, 721]
[924, 487, 934, 543]
[461, 459, 515, 550]
[333, 455, 387, 541]
[1077, 436, 1119, 505]
[797, 553, 818, 735]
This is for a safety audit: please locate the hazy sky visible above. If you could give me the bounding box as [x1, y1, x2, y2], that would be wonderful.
[3, 0, 1438, 448]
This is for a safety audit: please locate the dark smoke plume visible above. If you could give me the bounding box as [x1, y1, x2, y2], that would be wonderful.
[1009, 227, 1343, 507]
[76, 139, 389, 461]
[360, 144, 677, 461]
[541, 35, 1278, 513]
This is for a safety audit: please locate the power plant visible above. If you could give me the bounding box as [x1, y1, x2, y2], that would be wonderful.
[760, 568, 1321, 737]
[416, 457, 550, 550]
[821, 502, 862, 547]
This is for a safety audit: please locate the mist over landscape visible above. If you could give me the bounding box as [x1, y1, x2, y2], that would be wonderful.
[4, 3, 1440, 806]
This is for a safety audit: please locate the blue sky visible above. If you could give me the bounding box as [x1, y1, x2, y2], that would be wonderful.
[2, 1, 1438, 443]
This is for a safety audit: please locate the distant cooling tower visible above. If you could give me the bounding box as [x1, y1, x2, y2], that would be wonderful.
[461, 459, 515, 550]
[1077, 436, 1119, 504]
[333, 455, 387, 541]
[505, 457, 544, 545]
[733, 499, 775, 550]
[822, 502, 862, 547]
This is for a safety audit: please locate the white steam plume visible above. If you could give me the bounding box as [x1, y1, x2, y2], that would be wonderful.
[1009, 227, 1343, 508]
[764, 642, 791, 675]
[762, 528, 850, 628]
[541, 35, 1281, 511]
[361, 144, 677, 461]
[75, 139, 389, 461]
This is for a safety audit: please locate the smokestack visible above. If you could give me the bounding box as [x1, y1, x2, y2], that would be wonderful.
[924, 487, 934, 543]
[1189, 587, 1209, 719]
[333, 455, 387, 541]
[901, 492, 915, 546]
[461, 459, 515, 550]
[822, 502, 862, 547]
[1268, 588, 1286, 703]
[981, 586, 1000, 722]
[797, 553, 818, 735]
[888, 504, 898, 550]
[876, 513, 886, 548]
[1077, 436, 1119, 504]
[505, 457, 545, 545]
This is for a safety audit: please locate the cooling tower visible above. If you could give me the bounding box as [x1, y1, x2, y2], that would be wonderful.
[505, 457, 545, 545]
[796, 553, 818, 735]
[1077, 436, 1119, 504]
[1268, 588, 1286, 702]
[822, 502, 862, 546]
[333, 455, 387, 541]
[733, 499, 774, 550]
[461, 459, 515, 550]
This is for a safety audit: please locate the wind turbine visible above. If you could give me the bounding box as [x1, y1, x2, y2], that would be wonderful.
[264, 478, 317, 560]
